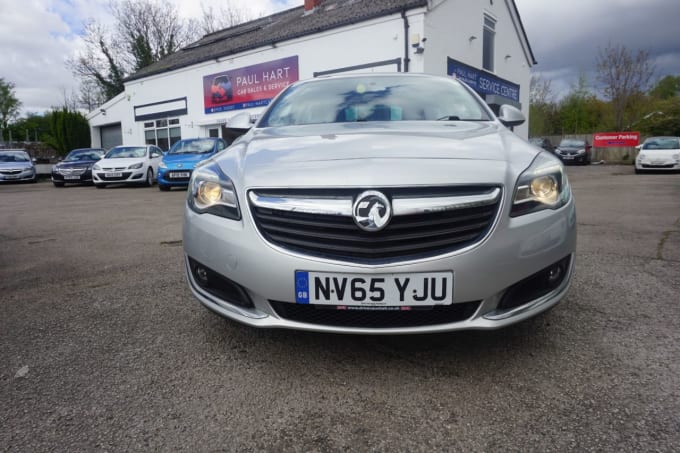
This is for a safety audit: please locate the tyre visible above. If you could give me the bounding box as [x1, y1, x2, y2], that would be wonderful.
[144, 168, 154, 187]
[634, 167, 641, 174]
[53, 181, 65, 187]
[158, 184, 170, 191]
[95, 184, 106, 189]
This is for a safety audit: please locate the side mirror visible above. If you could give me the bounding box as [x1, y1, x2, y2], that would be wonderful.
[151, 152, 161, 158]
[635, 144, 642, 150]
[497, 105, 526, 127]
[228, 112, 256, 130]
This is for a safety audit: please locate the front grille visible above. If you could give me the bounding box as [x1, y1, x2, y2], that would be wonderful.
[0, 169, 23, 175]
[249, 186, 501, 263]
[269, 300, 480, 328]
[102, 167, 127, 171]
[98, 172, 132, 181]
[59, 167, 87, 175]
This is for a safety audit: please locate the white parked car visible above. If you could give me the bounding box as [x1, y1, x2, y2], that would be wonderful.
[635, 137, 680, 173]
[92, 145, 163, 188]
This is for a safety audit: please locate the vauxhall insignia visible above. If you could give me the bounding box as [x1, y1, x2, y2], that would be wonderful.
[352, 191, 392, 232]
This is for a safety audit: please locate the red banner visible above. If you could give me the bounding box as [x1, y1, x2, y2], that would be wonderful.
[203, 56, 299, 114]
[593, 132, 640, 147]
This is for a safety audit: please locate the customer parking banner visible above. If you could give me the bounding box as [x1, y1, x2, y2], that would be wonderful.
[593, 132, 640, 147]
[203, 56, 299, 114]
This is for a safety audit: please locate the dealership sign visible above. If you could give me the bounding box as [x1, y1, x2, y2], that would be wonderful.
[203, 56, 299, 114]
[447, 57, 520, 102]
[593, 132, 640, 147]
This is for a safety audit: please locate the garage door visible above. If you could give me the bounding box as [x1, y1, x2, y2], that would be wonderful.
[100, 124, 122, 150]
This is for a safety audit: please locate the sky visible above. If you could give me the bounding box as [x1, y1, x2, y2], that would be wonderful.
[0, 0, 678, 116]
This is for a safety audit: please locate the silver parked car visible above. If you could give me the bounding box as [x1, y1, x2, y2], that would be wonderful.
[183, 74, 577, 334]
[0, 149, 37, 183]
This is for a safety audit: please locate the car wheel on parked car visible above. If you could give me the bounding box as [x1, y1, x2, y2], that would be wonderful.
[144, 169, 154, 187]
[158, 184, 170, 191]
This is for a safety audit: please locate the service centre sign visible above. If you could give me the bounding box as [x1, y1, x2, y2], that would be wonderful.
[593, 132, 640, 147]
[447, 57, 520, 102]
[203, 56, 299, 114]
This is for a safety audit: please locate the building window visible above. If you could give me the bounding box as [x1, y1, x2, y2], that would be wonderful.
[208, 128, 219, 138]
[144, 118, 181, 151]
[483, 15, 496, 72]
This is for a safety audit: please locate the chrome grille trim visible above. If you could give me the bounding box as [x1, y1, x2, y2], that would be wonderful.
[248, 186, 503, 263]
[249, 188, 501, 217]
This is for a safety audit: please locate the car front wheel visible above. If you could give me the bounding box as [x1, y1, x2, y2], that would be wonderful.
[144, 168, 154, 187]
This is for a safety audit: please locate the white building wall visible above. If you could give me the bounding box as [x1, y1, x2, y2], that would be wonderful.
[423, 0, 532, 137]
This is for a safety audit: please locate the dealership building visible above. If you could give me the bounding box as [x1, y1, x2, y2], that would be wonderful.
[87, 0, 536, 149]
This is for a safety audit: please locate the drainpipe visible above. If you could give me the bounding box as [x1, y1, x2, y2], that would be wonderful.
[401, 10, 410, 73]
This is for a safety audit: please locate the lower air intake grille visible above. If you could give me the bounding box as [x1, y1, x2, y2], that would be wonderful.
[269, 300, 481, 328]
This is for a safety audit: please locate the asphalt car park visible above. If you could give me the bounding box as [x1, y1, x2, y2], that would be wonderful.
[1, 165, 679, 451]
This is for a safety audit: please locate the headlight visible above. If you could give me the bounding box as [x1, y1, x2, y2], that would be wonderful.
[52, 165, 57, 172]
[576, 148, 586, 154]
[188, 162, 240, 220]
[93, 164, 101, 170]
[672, 153, 679, 161]
[159, 161, 167, 169]
[511, 152, 571, 217]
[128, 162, 143, 170]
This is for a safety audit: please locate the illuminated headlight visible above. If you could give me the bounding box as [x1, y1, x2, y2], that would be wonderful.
[128, 162, 143, 170]
[93, 164, 101, 170]
[511, 152, 571, 217]
[159, 161, 167, 169]
[188, 162, 240, 220]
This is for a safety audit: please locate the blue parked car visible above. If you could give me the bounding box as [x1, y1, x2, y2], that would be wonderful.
[157, 137, 228, 191]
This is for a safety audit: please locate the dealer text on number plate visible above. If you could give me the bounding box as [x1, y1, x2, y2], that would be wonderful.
[295, 271, 453, 306]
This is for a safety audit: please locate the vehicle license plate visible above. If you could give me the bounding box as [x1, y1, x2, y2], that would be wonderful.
[295, 271, 453, 306]
[64, 175, 81, 180]
[105, 172, 123, 178]
[170, 171, 191, 178]
[563, 155, 574, 160]
[4, 174, 20, 179]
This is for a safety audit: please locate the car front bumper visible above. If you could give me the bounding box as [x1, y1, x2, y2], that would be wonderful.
[635, 159, 680, 171]
[158, 168, 192, 187]
[183, 195, 577, 334]
[0, 168, 36, 182]
[93, 170, 146, 184]
[52, 170, 94, 183]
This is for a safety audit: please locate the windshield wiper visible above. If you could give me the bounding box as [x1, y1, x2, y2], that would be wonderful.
[437, 115, 461, 121]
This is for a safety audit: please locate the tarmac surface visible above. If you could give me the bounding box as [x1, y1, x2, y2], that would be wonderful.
[1, 165, 679, 451]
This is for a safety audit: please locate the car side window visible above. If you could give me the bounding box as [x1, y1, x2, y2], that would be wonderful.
[218, 139, 226, 151]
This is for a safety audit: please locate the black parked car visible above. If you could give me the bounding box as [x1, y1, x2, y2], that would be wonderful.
[51, 148, 106, 187]
[554, 138, 592, 165]
[529, 137, 555, 152]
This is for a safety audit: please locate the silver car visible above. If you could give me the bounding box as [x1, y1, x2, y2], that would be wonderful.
[0, 149, 37, 183]
[183, 74, 576, 334]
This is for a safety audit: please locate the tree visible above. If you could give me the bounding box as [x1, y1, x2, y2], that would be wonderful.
[45, 109, 91, 156]
[596, 43, 655, 130]
[558, 74, 606, 134]
[0, 78, 22, 141]
[70, 0, 200, 105]
[529, 74, 558, 136]
[199, 1, 252, 35]
[649, 75, 680, 100]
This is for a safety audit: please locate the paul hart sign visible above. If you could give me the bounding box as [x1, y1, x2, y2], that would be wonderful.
[203, 56, 299, 114]
[593, 132, 640, 147]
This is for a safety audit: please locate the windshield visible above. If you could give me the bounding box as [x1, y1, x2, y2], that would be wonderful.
[0, 151, 30, 162]
[259, 75, 492, 127]
[64, 149, 104, 162]
[168, 139, 216, 154]
[559, 139, 586, 147]
[105, 147, 147, 159]
[642, 137, 680, 150]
